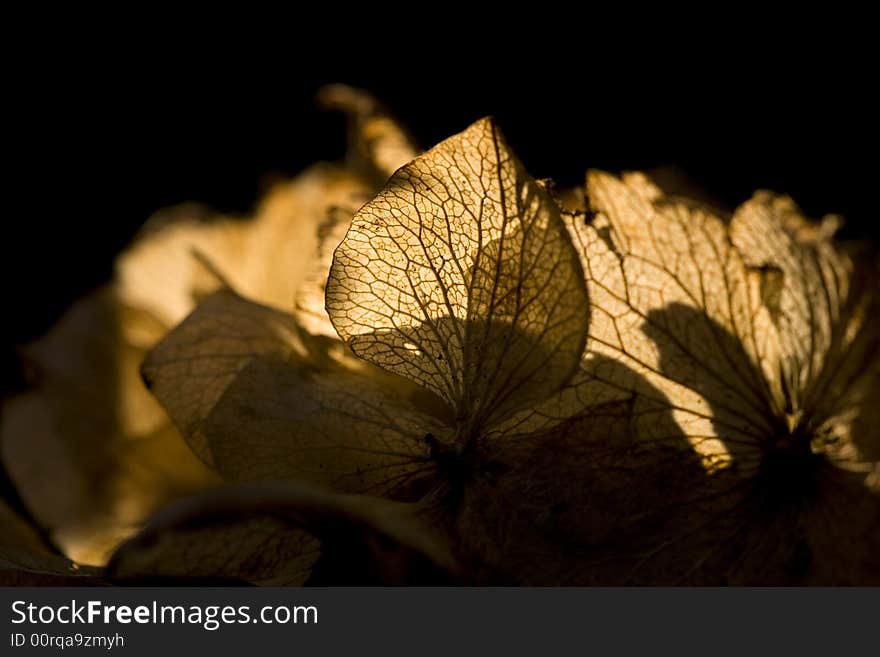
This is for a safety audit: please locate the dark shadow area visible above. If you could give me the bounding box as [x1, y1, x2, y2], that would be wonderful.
[646, 302, 880, 584]
[457, 353, 734, 585]
[306, 527, 458, 585]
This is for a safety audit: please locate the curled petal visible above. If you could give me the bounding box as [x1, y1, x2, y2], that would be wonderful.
[108, 481, 456, 585]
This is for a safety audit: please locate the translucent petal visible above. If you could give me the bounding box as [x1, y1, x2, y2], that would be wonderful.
[327, 118, 588, 435]
[143, 290, 447, 498]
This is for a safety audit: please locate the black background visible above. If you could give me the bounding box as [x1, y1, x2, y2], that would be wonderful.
[3, 23, 877, 394]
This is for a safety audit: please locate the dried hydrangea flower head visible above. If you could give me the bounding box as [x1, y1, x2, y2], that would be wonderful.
[37, 98, 875, 584]
[133, 113, 879, 584]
